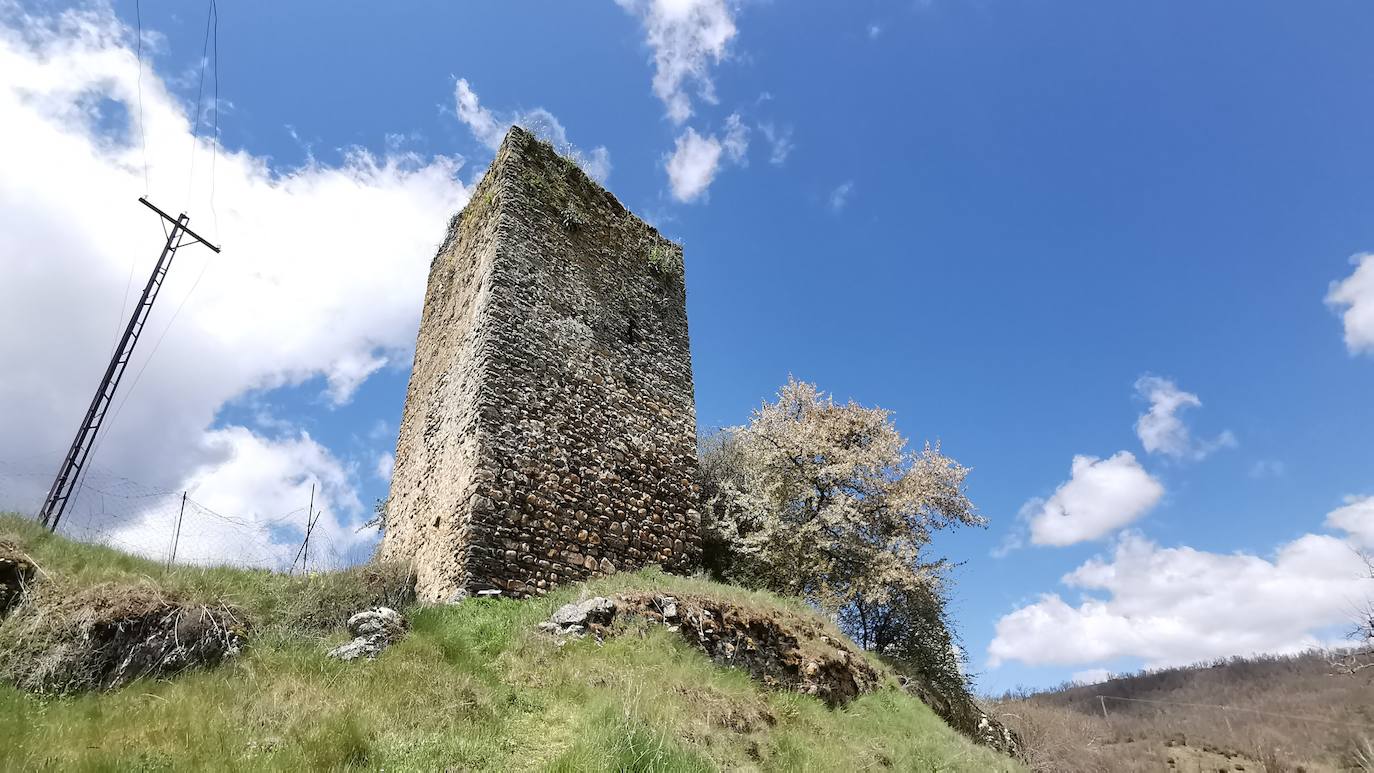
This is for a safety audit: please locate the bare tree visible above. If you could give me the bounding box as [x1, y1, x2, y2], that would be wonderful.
[1332, 551, 1373, 676]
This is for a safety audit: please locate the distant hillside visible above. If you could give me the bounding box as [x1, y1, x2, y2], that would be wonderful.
[991, 651, 1374, 772]
[0, 514, 1018, 772]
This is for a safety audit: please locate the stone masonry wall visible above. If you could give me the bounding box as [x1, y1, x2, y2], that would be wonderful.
[380, 127, 701, 602]
[379, 153, 502, 600]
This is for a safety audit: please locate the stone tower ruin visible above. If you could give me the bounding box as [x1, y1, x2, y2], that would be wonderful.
[380, 126, 701, 602]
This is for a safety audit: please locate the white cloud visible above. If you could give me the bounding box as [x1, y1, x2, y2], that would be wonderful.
[453, 78, 505, 149]
[1026, 452, 1165, 547]
[989, 530, 1024, 559]
[1249, 459, 1286, 479]
[614, 0, 737, 125]
[1071, 668, 1112, 685]
[665, 126, 723, 202]
[0, 6, 468, 558]
[1134, 376, 1235, 461]
[368, 419, 392, 441]
[611, 2, 757, 202]
[663, 112, 748, 202]
[867, 23, 883, 39]
[453, 78, 611, 183]
[758, 121, 794, 165]
[1327, 253, 1374, 355]
[325, 351, 388, 407]
[989, 518, 1373, 669]
[375, 451, 395, 483]
[1325, 495, 1374, 547]
[722, 112, 749, 164]
[829, 181, 855, 211]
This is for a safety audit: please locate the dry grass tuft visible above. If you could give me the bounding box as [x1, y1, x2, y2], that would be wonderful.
[0, 579, 245, 693]
[275, 560, 415, 636]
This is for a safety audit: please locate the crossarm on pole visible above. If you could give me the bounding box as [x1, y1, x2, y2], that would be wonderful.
[138, 197, 221, 253]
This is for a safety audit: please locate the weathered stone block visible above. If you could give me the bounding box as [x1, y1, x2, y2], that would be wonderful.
[380, 126, 701, 601]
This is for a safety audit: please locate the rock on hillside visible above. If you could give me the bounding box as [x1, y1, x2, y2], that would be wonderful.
[542, 592, 882, 706]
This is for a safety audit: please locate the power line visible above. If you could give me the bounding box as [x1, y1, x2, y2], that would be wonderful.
[186, 0, 217, 208]
[209, 0, 219, 235]
[135, 0, 149, 196]
[115, 0, 153, 369]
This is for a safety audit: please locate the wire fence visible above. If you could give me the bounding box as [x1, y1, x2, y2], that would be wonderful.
[0, 456, 376, 573]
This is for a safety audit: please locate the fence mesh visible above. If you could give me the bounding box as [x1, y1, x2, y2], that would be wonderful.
[0, 456, 375, 572]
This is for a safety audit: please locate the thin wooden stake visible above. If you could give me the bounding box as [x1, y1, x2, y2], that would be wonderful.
[303, 483, 315, 573]
[167, 491, 186, 569]
[1099, 695, 1110, 723]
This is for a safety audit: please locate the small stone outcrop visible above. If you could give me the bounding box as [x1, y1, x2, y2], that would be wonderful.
[327, 607, 407, 662]
[539, 596, 618, 637]
[540, 592, 882, 707]
[974, 711, 1023, 758]
[898, 674, 1024, 759]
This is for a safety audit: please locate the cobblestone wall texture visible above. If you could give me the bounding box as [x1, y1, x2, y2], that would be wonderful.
[380, 126, 701, 602]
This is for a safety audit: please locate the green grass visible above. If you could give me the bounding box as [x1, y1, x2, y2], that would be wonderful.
[646, 242, 685, 283]
[0, 514, 1020, 771]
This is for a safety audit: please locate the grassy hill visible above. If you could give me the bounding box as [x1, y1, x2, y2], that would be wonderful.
[0, 514, 1018, 771]
[990, 651, 1374, 772]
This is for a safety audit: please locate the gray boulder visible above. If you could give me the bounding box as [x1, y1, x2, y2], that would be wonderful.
[348, 607, 404, 637]
[542, 596, 617, 637]
[328, 606, 407, 662]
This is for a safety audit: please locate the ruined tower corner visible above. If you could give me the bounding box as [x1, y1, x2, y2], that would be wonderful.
[379, 125, 702, 602]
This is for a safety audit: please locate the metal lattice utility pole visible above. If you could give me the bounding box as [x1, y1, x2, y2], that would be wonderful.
[38, 198, 221, 532]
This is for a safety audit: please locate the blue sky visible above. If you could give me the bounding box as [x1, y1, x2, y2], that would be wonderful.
[1, 0, 1372, 693]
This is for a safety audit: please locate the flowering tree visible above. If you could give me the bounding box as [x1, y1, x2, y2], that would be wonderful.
[699, 377, 997, 739]
[700, 377, 985, 617]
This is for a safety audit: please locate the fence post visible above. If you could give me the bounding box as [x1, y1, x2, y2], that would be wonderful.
[167, 491, 186, 569]
[303, 483, 315, 574]
[1099, 695, 1110, 723]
